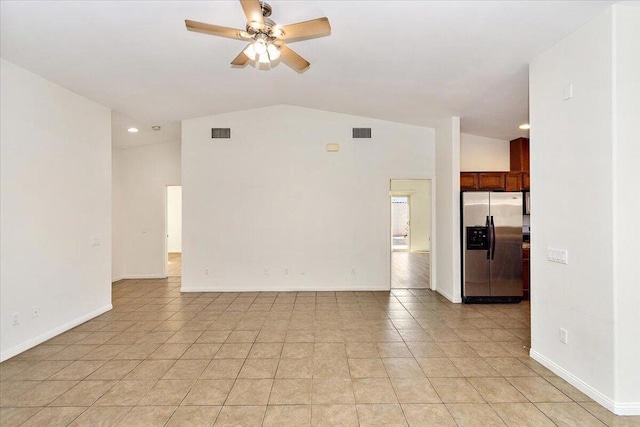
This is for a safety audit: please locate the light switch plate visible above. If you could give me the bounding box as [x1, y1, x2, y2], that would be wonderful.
[547, 247, 569, 264]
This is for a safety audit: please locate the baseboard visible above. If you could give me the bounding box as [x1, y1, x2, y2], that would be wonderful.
[435, 287, 462, 303]
[613, 402, 640, 416]
[530, 348, 640, 416]
[121, 274, 167, 279]
[0, 304, 113, 362]
[181, 285, 391, 293]
[111, 275, 124, 283]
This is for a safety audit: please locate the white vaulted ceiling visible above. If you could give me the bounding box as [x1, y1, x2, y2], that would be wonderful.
[1, 1, 615, 147]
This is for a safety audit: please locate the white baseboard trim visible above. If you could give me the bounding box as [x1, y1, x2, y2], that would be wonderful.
[0, 304, 113, 362]
[530, 348, 640, 416]
[111, 275, 124, 283]
[435, 287, 461, 303]
[613, 402, 640, 416]
[181, 286, 391, 293]
[121, 274, 167, 279]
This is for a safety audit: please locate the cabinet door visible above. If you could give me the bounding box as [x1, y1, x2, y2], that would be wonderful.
[523, 173, 530, 190]
[460, 173, 479, 190]
[510, 138, 530, 172]
[478, 173, 506, 190]
[506, 173, 523, 191]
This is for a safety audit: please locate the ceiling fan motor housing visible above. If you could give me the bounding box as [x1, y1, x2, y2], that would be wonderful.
[246, 17, 281, 40]
[260, 2, 272, 17]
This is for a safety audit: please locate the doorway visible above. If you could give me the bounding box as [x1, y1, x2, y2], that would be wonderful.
[391, 196, 410, 251]
[390, 179, 432, 289]
[166, 186, 182, 277]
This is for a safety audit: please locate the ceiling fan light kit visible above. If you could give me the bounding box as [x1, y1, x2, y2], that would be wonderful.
[185, 0, 331, 71]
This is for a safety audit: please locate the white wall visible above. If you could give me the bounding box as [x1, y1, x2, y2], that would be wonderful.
[113, 141, 181, 279]
[530, 4, 639, 414]
[612, 3, 640, 411]
[182, 105, 435, 291]
[390, 180, 431, 252]
[0, 59, 112, 361]
[434, 117, 461, 303]
[167, 186, 182, 253]
[460, 133, 510, 171]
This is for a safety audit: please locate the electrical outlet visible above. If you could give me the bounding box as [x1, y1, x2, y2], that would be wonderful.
[264, 268, 269, 276]
[559, 328, 568, 344]
[11, 312, 19, 326]
[32, 306, 40, 318]
[204, 268, 209, 276]
[351, 268, 356, 275]
[284, 268, 289, 275]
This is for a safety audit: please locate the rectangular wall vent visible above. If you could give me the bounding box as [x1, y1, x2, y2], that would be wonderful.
[352, 128, 372, 139]
[211, 128, 231, 139]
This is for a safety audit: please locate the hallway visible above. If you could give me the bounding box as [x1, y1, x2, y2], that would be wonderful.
[168, 253, 181, 277]
[391, 252, 430, 289]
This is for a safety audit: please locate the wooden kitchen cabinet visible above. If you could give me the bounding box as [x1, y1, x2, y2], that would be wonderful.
[461, 171, 521, 191]
[460, 172, 479, 190]
[460, 170, 528, 191]
[506, 173, 523, 191]
[478, 173, 506, 190]
[510, 137, 530, 172]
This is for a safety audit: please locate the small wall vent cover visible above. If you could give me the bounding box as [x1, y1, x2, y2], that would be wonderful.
[211, 128, 231, 139]
[352, 128, 372, 139]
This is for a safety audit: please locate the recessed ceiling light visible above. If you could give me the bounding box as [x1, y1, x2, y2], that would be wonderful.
[519, 123, 530, 130]
[151, 126, 161, 131]
[127, 127, 139, 133]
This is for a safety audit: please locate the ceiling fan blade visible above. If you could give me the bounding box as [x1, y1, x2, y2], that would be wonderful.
[185, 20, 249, 40]
[240, 0, 264, 25]
[278, 43, 310, 71]
[231, 46, 250, 66]
[278, 17, 331, 42]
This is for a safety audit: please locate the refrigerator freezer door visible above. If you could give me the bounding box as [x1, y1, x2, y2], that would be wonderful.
[462, 192, 491, 297]
[489, 192, 523, 297]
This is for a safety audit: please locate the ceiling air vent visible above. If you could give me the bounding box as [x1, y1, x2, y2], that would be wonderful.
[211, 128, 231, 139]
[352, 128, 372, 139]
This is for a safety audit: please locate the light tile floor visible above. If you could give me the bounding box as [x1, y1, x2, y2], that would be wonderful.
[1, 278, 638, 426]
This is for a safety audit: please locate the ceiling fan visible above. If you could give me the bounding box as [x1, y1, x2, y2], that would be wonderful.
[185, 0, 331, 71]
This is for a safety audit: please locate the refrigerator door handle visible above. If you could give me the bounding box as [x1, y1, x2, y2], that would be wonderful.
[486, 216, 491, 260]
[490, 216, 496, 260]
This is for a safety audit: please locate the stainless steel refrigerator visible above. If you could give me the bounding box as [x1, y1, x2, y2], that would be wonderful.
[462, 192, 523, 303]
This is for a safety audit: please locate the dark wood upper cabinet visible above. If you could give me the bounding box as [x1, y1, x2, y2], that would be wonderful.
[478, 172, 506, 190]
[460, 172, 479, 190]
[506, 172, 523, 191]
[510, 137, 530, 172]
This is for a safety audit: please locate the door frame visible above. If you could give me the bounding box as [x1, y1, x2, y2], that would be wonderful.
[164, 184, 182, 279]
[388, 177, 436, 291]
